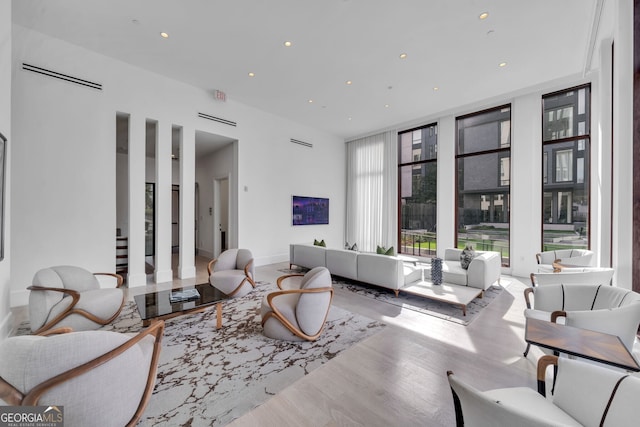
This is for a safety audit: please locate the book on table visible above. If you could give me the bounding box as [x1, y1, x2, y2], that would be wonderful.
[170, 288, 201, 303]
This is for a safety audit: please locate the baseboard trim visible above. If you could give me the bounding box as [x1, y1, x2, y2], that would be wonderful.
[255, 253, 288, 267]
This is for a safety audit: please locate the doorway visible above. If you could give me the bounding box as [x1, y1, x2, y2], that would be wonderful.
[213, 176, 230, 257]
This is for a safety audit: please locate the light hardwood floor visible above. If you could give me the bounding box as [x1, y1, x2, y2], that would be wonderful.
[12, 258, 541, 426]
[227, 262, 539, 427]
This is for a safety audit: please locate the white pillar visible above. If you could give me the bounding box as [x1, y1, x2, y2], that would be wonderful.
[179, 125, 196, 278]
[127, 115, 147, 287]
[436, 115, 455, 255]
[154, 120, 173, 283]
[612, 0, 633, 289]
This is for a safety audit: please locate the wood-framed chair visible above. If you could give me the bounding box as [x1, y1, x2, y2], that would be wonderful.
[523, 283, 640, 357]
[261, 266, 333, 341]
[0, 320, 165, 427]
[529, 267, 614, 287]
[207, 248, 256, 297]
[28, 265, 125, 334]
[447, 355, 640, 427]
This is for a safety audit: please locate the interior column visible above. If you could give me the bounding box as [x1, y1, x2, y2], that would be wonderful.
[179, 125, 196, 279]
[154, 119, 173, 283]
[127, 115, 147, 287]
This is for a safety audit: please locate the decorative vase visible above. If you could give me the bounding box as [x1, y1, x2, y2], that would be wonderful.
[431, 257, 443, 285]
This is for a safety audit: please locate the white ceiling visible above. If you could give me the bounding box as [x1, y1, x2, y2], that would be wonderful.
[12, 0, 598, 140]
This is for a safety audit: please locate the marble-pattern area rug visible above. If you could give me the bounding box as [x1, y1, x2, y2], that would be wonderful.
[279, 268, 505, 326]
[36, 281, 384, 426]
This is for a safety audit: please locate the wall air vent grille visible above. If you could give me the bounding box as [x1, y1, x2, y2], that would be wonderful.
[197, 112, 237, 127]
[291, 138, 313, 148]
[22, 63, 103, 90]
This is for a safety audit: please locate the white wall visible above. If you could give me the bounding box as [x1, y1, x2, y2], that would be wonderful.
[196, 143, 235, 259]
[0, 0, 12, 337]
[10, 25, 345, 304]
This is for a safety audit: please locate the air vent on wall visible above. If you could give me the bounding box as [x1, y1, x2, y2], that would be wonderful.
[290, 138, 313, 148]
[197, 112, 237, 127]
[22, 63, 102, 90]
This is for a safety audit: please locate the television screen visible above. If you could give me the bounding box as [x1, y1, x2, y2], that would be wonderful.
[292, 195, 329, 226]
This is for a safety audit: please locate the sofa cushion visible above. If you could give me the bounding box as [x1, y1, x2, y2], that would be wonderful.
[326, 249, 358, 280]
[290, 244, 326, 269]
[442, 261, 467, 286]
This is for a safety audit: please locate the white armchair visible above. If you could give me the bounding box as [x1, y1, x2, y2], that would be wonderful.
[442, 248, 501, 290]
[523, 283, 640, 357]
[535, 249, 594, 272]
[447, 355, 640, 427]
[208, 248, 256, 298]
[0, 321, 164, 427]
[28, 265, 125, 334]
[530, 267, 614, 287]
[261, 266, 333, 341]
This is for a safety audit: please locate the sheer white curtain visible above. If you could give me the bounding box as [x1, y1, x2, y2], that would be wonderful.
[345, 130, 397, 252]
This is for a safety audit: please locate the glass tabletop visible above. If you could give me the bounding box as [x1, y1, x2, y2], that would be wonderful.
[134, 283, 229, 321]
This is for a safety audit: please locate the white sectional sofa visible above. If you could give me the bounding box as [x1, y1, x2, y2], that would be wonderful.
[289, 244, 422, 295]
[442, 248, 502, 291]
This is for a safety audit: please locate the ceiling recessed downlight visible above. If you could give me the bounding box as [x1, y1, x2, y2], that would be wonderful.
[385, 104, 390, 108]
[479, 12, 489, 20]
[346, 80, 353, 85]
[284, 41, 292, 47]
[399, 53, 407, 59]
[248, 72, 255, 77]
[308, 99, 313, 103]
[499, 62, 507, 67]
[433, 86, 439, 91]
[160, 32, 169, 38]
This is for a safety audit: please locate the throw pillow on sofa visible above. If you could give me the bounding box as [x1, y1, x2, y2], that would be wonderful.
[345, 242, 358, 251]
[460, 244, 476, 269]
[314, 239, 326, 247]
[376, 245, 395, 256]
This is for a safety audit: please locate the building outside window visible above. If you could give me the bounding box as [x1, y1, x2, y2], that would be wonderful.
[398, 124, 437, 257]
[541, 85, 590, 250]
[455, 105, 511, 266]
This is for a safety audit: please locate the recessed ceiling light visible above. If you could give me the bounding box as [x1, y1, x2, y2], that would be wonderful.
[346, 80, 353, 85]
[348, 117, 352, 121]
[385, 104, 390, 108]
[399, 53, 407, 59]
[433, 86, 439, 91]
[160, 32, 169, 38]
[248, 72, 255, 77]
[308, 99, 313, 103]
[499, 62, 507, 67]
[284, 41, 293, 47]
[479, 12, 489, 20]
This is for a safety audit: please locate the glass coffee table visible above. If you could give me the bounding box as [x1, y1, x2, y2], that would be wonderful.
[134, 283, 229, 327]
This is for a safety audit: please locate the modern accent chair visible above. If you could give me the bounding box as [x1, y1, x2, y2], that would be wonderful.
[261, 266, 333, 341]
[207, 248, 256, 297]
[0, 320, 165, 427]
[535, 249, 594, 272]
[447, 355, 640, 427]
[523, 283, 640, 357]
[530, 267, 615, 287]
[28, 265, 125, 334]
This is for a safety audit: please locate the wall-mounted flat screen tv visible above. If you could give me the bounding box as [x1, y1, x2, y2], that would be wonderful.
[292, 195, 329, 226]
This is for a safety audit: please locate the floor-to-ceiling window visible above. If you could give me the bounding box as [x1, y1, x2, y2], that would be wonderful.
[541, 84, 590, 251]
[398, 124, 437, 257]
[456, 105, 511, 266]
